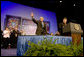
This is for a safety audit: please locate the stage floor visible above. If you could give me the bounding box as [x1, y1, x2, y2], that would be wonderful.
[1, 49, 17, 56]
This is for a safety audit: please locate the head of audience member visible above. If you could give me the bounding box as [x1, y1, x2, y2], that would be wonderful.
[20, 30, 23, 33]
[10, 28, 14, 32]
[5, 27, 9, 31]
[50, 32, 54, 36]
[15, 27, 18, 31]
[40, 17, 44, 22]
[63, 17, 67, 24]
[55, 31, 60, 36]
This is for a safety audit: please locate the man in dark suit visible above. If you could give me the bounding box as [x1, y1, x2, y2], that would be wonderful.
[31, 12, 47, 35]
[10, 27, 21, 48]
[58, 17, 68, 36]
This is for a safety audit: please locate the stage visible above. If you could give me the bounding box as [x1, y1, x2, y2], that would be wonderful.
[1, 0, 83, 56]
[1, 49, 17, 56]
[1, 36, 83, 56]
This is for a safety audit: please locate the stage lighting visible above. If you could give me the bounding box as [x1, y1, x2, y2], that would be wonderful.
[73, 4, 76, 6]
[60, 1, 62, 3]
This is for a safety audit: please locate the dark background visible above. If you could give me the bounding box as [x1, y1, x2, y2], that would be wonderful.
[10, 0, 83, 29]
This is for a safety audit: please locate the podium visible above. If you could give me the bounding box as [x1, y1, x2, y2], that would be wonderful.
[63, 22, 83, 45]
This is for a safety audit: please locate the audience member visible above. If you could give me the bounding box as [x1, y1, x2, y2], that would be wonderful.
[3, 27, 10, 49]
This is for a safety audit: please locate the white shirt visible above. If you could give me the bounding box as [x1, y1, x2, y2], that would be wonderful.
[42, 22, 44, 27]
[3, 30, 10, 38]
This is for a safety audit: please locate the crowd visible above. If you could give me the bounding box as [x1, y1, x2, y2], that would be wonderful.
[1, 27, 21, 49]
[1, 27, 60, 49]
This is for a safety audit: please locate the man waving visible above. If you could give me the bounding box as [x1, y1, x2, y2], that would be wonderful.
[31, 12, 47, 35]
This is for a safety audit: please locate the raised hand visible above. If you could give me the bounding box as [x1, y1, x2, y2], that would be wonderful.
[31, 12, 34, 17]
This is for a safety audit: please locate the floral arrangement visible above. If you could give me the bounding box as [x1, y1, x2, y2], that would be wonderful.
[24, 37, 83, 56]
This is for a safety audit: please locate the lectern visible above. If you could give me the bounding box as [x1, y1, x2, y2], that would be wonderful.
[63, 22, 83, 45]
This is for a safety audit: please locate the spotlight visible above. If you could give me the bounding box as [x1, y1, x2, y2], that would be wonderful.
[73, 4, 76, 6]
[60, 1, 62, 3]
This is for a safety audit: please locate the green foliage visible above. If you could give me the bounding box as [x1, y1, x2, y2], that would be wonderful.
[23, 38, 83, 56]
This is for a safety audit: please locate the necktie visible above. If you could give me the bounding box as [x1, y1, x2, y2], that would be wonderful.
[42, 22, 44, 27]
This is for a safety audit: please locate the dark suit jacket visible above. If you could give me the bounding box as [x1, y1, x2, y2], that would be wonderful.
[11, 30, 21, 38]
[10, 30, 21, 44]
[58, 23, 67, 36]
[32, 17, 47, 35]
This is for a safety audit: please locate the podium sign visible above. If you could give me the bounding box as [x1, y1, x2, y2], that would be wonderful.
[63, 22, 83, 34]
[63, 22, 83, 45]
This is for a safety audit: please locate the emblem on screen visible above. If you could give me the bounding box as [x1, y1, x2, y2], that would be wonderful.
[74, 24, 80, 30]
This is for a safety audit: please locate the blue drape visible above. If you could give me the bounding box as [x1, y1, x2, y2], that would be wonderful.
[17, 35, 83, 56]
